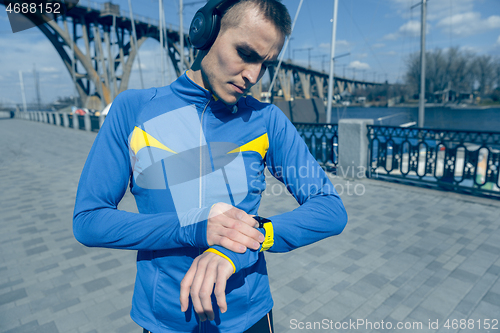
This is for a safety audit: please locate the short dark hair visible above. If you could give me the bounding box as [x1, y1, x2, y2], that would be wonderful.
[220, 0, 292, 38]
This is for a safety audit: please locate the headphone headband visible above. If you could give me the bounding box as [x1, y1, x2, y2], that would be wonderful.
[189, 0, 238, 50]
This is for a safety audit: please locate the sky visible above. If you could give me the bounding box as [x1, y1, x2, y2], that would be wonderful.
[0, 0, 499, 107]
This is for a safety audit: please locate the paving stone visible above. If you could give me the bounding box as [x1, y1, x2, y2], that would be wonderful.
[0, 278, 24, 291]
[454, 299, 475, 315]
[287, 276, 315, 294]
[477, 243, 500, 255]
[54, 309, 89, 331]
[96, 259, 122, 272]
[34, 263, 59, 273]
[3, 320, 38, 333]
[449, 268, 480, 284]
[82, 277, 112, 293]
[51, 298, 81, 313]
[343, 263, 360, 274]
[0, 288, 28, 306]
[342, 249, 367, 261]
[482, 291, 500, 307]
[108, 306, 132, 321]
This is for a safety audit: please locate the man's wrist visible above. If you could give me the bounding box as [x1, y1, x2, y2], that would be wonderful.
[204, 248, 236, 273]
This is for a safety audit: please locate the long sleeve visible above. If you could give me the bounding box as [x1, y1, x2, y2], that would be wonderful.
[72, 90, 208, 251]
[203, 105, 347, 272]
[264, 106, 347, 252]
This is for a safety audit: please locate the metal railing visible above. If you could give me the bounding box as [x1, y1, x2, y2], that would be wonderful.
[17, 111, 103, 132]
[367, 125, 500, 198]
[294, 123, 338, 171]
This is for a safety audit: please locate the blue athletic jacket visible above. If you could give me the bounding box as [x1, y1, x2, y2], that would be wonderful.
[73, 73, 347, 333]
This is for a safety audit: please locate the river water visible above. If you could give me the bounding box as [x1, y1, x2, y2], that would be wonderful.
[330, 106, 500, 132]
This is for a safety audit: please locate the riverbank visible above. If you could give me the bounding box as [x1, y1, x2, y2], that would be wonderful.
[328, 106, 500, 132]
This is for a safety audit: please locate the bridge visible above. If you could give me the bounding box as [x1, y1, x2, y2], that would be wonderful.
[1, 0, 382, 109]
[268, 60, 382, 101]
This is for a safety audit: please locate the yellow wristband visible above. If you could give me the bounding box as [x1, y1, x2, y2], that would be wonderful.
[204, 248, 236, 274]
[260, 222, 274, 252]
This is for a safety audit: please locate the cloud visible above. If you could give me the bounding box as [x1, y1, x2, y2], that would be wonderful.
[460, 45, 482, 54]
[383, 32, 399, 41]
[348, 61, 370, 70]
[399, 20, 422, 35]
[382, 51, 397, 56]
[497, 35, 500, 46]
[336, 40, 350, 47]
[40, 67, 59, 73]
[372, 43, 385, 49]
[319, 40, 350, 50]
[383, 20, 430, 40]
[437, 12, 500, 37]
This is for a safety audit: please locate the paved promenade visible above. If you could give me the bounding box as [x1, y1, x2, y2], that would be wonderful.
[1, 117, 499, 333]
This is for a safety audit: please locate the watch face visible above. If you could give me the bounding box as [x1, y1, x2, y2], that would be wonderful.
[253, 216, 271, 228]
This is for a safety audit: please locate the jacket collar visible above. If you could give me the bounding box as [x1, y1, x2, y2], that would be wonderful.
[171, 72, 242, 114]
[170, 72, 212, 107]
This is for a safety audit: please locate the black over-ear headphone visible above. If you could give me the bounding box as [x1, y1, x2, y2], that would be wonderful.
[189, 0, 238, 50]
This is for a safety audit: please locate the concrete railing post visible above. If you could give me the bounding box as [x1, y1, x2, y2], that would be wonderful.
[83, 113, 91, 131]
[338, 119, 373, 179]
[55, 112, 61, 126]
[73, 114, 80, 130]
[62, 113, 69, 128]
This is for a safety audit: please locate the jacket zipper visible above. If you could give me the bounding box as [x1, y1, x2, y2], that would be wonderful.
[198, 99, 210, 333]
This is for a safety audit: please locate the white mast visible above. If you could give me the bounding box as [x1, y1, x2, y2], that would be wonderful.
[128, 0, 144, 89]
[19, 71, 27, 112]
[179, 0, 184, 74]
[159, 0, 165, 86]
[267, 0, 304, 100]
[326, 0, 339, 124]
[418, 0, 426, 127]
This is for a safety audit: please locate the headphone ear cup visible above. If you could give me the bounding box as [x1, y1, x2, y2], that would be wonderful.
[189, 11, 206, 49]
[202, 13, 221, 50]
[189, 3, 222, 50]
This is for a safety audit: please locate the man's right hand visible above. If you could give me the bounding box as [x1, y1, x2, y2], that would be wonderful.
[206, 203, 264, 253]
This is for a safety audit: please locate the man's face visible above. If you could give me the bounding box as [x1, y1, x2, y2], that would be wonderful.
[200, 8, 285, 105]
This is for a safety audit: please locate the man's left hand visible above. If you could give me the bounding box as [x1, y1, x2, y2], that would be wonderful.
[180, 251, 233, 322]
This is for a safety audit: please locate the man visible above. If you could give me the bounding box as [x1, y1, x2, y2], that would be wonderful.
[73, 0, 347, 332]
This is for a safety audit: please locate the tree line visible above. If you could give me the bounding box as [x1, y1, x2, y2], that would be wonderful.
[405, 47, 500, 103]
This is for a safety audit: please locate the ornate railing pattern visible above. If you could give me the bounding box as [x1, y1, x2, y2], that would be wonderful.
[294, 123, 338, 171]
[367, 125, 500, 197]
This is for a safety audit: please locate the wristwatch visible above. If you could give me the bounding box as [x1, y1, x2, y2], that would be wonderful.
[252, 216, 274, 252]
[253, 216, 272, 228]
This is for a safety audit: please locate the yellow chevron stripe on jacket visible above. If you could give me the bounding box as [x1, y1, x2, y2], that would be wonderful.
[227, 133, 269, 159]
[130, 126, 177, 155]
